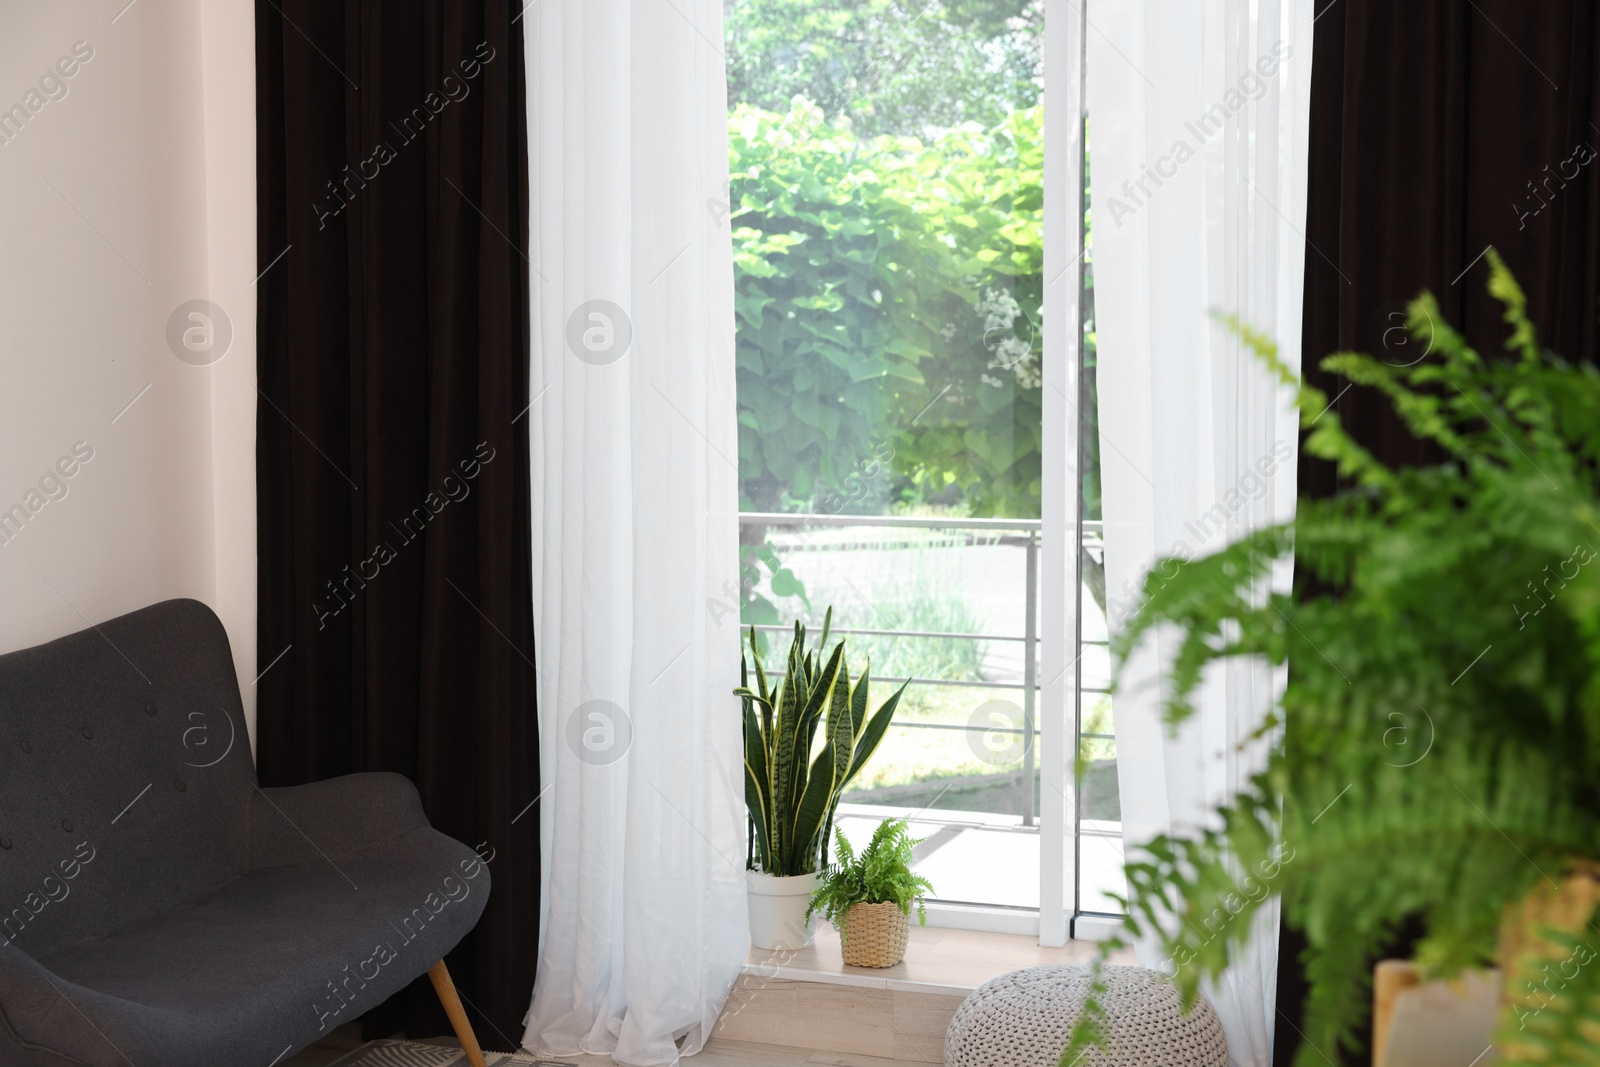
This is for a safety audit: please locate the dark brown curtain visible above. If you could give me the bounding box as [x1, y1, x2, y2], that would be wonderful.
[1278, 1, 1600, 1062]
[1299, 0, 1600, 497]
[254, 0, 540, 1046]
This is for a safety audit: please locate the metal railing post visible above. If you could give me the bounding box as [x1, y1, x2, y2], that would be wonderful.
[1022, 530, 1039, 827]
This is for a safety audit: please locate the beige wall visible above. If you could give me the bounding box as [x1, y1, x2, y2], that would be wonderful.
[0, 0, 258, 740]
[201, 0, 260, 740]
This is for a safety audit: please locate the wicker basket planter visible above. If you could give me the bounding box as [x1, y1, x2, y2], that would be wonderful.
[841, 901, 911, 968]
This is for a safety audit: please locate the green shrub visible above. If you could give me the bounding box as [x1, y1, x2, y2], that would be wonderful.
[729, 101, 1044, 518]
[724, 0, 1041, 140]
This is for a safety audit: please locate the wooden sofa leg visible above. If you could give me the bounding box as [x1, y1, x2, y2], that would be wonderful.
[427, 960, 489, 1067]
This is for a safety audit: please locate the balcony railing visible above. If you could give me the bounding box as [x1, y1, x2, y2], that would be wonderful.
[737, 511, 1110, 828]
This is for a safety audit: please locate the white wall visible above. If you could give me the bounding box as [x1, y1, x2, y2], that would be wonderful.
[200, 0, 260, 738]
[0, 0, 258, 738]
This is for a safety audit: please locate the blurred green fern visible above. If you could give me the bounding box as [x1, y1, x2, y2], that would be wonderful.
[1063, 250, 1600, 1067]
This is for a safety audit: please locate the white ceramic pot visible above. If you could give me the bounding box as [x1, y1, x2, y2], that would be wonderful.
[746, 870, 818, 950]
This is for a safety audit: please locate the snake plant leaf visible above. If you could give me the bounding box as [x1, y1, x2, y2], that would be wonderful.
[800, 652, 835, 762]
[732, 686, 773, 710]
[771, 640, 808, 868]
[749, 626, 774, 738]
[798, 642, 845, 723]
[777, 643, 844, 851]
[788, 630, 812, 718]
[812, 663, 873, 870]
[739, 654, 757, 759]
[744, 699, 773, 870]
[826, 653, 855, 790]
[847, 656, 871, 743]
[844, 679, 910, 787]
[753, 657, 770, 708]
[789, 733, 840, 872]
[817, 658, 858, 871]
[777, 646, 844, 870]
[789, 656, 850, 872]
[785, 619, 804, 679]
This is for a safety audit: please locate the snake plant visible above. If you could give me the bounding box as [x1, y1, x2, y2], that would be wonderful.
[736, 609, 909, 877]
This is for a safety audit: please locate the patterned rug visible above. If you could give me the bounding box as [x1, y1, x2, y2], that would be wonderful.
[328, 1041, 581, 1067]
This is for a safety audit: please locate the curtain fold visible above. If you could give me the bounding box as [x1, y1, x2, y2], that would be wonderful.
[254, 0, 540, 1045]
[1087, 2, 1315, 1064]
[519, 0, 746, 1063]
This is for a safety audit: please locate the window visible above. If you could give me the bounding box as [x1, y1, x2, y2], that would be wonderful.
[726, 0, 1115, 943]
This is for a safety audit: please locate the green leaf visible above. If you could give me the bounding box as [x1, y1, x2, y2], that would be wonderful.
[883, 361, 926, 384]
[769, 567, 808, 602]
[844, 680, 909, 787]
[744, 697, 772, 869]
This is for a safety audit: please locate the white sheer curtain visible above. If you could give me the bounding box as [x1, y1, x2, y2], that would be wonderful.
[1087, 2, 1313, 1064]
[520, 0, 747, 1063]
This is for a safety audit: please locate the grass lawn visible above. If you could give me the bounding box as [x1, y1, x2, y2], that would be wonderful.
[842, 683, 1120, 819]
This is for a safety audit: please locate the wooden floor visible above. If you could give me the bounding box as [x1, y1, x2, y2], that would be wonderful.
[286, 926, 1131, 1065]
[285, 1031, 932, 1066]
[669, 1038, 935, 1065]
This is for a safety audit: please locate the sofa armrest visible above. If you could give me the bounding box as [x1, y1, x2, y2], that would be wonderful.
[247, 772, 431, 872]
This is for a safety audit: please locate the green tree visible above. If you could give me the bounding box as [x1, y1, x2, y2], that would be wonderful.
[724, 0, 1041, 139]
[729, 101, 1045, 518]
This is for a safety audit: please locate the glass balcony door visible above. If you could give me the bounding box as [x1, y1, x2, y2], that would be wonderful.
[726, 0, 1113, 942]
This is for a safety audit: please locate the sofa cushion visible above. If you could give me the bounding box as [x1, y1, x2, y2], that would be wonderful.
[14, 822, 488, 1067]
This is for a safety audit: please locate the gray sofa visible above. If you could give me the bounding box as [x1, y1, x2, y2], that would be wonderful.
[0, 599, 491, 1067]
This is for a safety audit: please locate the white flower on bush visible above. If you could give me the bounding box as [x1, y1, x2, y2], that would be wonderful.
[975, 287, 1041, 389]
[999, 337, 1041, 388]
[979, 287, 1020, 333]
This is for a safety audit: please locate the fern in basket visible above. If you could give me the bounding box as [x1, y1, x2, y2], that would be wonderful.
[1063, 250, 1600, 1067]
[807, 817, 935, 936]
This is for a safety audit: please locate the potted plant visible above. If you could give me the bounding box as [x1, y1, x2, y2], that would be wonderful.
[736, 610, 909, 950]
[1064, 252, 1600, 1067]
[808, 817, 934, 968]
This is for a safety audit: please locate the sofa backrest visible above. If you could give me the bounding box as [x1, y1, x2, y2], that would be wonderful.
[0, 599, 256, 958]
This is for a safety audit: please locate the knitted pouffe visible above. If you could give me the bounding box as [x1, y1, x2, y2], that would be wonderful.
[943, 965, 1228, 1067]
